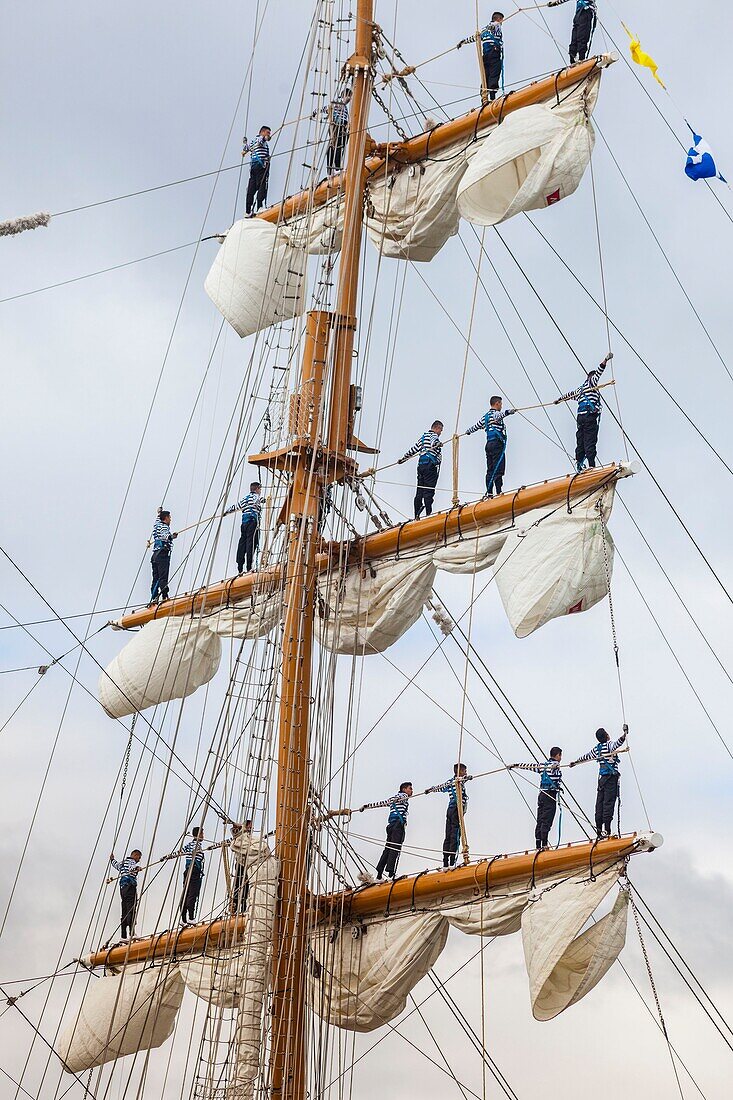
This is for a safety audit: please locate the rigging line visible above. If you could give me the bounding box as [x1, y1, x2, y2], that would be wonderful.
[628, 890, 687, 1100]
[517, 213, 733, 479]
[406, 993, 472, 1100]
[594, 120, 733, 388]
[614, 544, 732, 763]
[616, 495, 733, 689]
[0, 605, 132, 630]
[629, 882, 733, 1047]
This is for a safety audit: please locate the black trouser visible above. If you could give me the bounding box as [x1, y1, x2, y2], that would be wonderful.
[150, 548, 171, 601]
[535, 791, 558, 849]
[376, 819, 406, 879]
[120, 883, 137, 939]
[485, 439, 506, 495]
[232, 866, 249, 913]
[575, 412, 600, 468]
[414, 460, 439, 519]
[570, 8, 596, 63]
[483, 46, 503, 99]
[236, 518, 259, 573]
[595, 773, 619, 835]
[246, 163, 269, 214]
[327, 124, 348, 173]
[443, 805, 462, 867]
[181, 866, 203, 922]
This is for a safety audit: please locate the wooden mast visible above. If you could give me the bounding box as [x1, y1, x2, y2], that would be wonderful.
[268, 5, 375, 1098]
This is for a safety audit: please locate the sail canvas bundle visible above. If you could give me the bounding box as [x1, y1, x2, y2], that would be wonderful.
[309, 862, 626, 1032]
[284, 195, 345, 255]
[457, 73, 600, 226]
[494, 484, 615, 638]
[58, 962, 184, 1073]
[98, 617, 222, 719]
[178, 946, 250, 1010]
[205, 218, 308, 338]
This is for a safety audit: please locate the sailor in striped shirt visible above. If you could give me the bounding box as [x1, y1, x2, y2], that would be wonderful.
[361, 782, 413, 880]
[110, 849, 142, 940]
[425, 763, 473, 868]
[225, 482, 263, 575]
[243, 126, 272, 215]
[181, 826, 205, 924]
[465, 396, 517, 497]
[548, 0, 597, 64]
[398, 421, 444, 519]
[458, 12, 505, 100]
[510, 749, 563, 850]
[148, 509, 177, 606]
[327, 89, 350, 174]
[569, 725, 628, 837]
[555, 352, 613, 471]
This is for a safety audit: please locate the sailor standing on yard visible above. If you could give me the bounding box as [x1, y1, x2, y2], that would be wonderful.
[326, 88, 351, 173]
[181, 826, 205, 925]
[147, 509, 177, 607]
[510, 749, 563, 850]
[548, 0, 598, 65]
[555, 351, 613, 472]
[425, 764, 473, 868]
[361, 782, 413, 880]
[465, 396, 517, 498]
[458, 12, 505, 101]
[109, 848, 142, 942]
[243, 126, 272, 215]
[225, 482, 263, 575]
[569, 725, 628, 837]
[398, 420, 444, 519]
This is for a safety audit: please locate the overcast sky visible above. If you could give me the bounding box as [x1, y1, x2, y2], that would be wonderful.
[2, 2, 732, 1098]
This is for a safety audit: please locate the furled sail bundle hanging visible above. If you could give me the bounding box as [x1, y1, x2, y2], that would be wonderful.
[457, 73, 599, 226]
[58, 962, 184, 1073]
[205, 218, 308, 338]
[309, 862, 626, 1032]
[99, 617, 222, 719]
[284, 195, 345, 255]
[493, 483, 615, 638]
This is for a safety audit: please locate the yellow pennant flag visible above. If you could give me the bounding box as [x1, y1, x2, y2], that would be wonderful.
[622, 23, 666, 88]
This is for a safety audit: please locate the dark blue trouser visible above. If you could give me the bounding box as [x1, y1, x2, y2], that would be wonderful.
[236, 518, 259, 573]
[376, 819, 406, 878]
[414, 459, 439, 518]
[485, 439, 506, 495]
[151, 548, 170, 600]
[570, 7, 595, 62]
[483, 46, 503, 98]
[575, 412, 599, 468]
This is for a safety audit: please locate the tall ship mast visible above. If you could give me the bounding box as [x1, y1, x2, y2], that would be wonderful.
[4, 3, 732, 1100]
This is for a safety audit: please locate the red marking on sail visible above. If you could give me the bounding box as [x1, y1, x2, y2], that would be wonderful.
[567, 599, 584, 614]
[546, 189, 561, 205]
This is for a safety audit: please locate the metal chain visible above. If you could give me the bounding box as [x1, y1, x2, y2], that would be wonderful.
[370, 84, 409, 141]
[598, 497, 620, 670]
[120, 712, 137, 798]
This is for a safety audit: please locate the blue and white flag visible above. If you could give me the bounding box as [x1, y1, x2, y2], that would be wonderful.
[685, 126, 726, 183]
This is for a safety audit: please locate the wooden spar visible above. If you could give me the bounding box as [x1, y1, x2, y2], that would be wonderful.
[256, 56, 611, 227]
[83, 832, 661, 970]
[112, 463, 632, 630]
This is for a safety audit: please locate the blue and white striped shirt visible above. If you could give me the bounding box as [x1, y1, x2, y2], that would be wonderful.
[480, 21, 503, 50]
[330, 100, 349, 127]
[151, 520, 174, 552]
[465, 408, 516, 442]
[574, 731, 627, 777]
[231, 493, 263, 525]
[245, 135, 270, 168]
[110, 856, 141, 889]
[401, 430, 443, 467]
[559, 358, 607, 415]
[183, 839, 205, 873]
[426, 775, 472, 810]
[514, 760, 563, 793]
[362, 791, 411, 826]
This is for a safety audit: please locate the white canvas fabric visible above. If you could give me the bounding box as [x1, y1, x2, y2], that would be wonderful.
[205, 594, 281, 640]
[229, 837, 279, 1099]
[365, 140, 471, 261]
[432, 523, 511, 574]
[178, 947, 250, 1010]
[99, 617, 222, 718]
[317, 557, 436, 654]
[284, 196, 344, 255]
[58, 962, 184, 1073]
[493, 484, 615, 638]
[457, 74, 600, 226]
[204, 218, 308, 338]
[522, 864, 628, 1021]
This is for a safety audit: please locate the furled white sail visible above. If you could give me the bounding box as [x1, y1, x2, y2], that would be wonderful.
[522, 867, 628, 1021]
[205, 218, 308, 338]
[365, 141, 472, 261]
[99, 617, 222, 719]
[493, 483, 615, 638]
[178, 947, 249, 1010]
[310, 861, 626, 1032]
[228, 836, 279, 1100]
[457, 73, 599, 226]
[284, 196, 344, 255]
[316, 557, 437, 654]
[58, 962, 184, 1073]
[205, 593, 281, 640]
